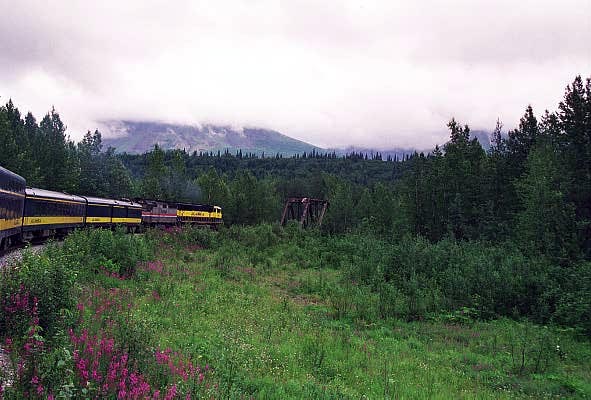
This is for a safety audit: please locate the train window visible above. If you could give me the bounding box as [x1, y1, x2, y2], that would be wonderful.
[30, 200, 38, 216]
[113, 207, 126, 218]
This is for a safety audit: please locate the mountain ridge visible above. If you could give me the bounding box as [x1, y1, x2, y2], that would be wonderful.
[101, 120, 491, 157]
[101, 120, 322, 156]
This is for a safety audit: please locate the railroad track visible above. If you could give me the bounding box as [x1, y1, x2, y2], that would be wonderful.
[0, 240, 56, 270]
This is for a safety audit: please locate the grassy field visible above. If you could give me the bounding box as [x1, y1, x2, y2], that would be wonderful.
[76, 227, 590, 399]
[2, 226, 590, 399]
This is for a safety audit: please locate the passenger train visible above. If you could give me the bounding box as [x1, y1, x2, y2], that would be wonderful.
[0, 165, 222, 251]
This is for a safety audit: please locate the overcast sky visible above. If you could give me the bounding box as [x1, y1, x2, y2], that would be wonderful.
[0, 0, 589, 148]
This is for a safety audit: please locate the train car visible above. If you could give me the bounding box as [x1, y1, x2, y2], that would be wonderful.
[137, 200, 177, 227]
[0, 166, 26, 250]
[112, 199, 142, 232]
[83, 196, 115, 227]
[22, 188, 86, 240]
[177, 202, 223, 226]
[82, 196, 143, 232]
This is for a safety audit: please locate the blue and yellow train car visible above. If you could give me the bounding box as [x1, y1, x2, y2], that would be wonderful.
[22, 188, 86, 240]
[82, 196, 142, 231]
[176, 202, 223, 226]
[0, 166, 26, 250]
[83, 196, 115, 227]
[112, 199, 142, 232]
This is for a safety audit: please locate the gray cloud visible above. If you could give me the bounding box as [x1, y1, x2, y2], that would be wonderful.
[0, 0, 589, 148]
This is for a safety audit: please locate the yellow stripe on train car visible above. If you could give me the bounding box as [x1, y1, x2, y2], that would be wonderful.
[85, 217, 112, 223]
[23, 216, 84, 226]
[177, 210, 211, 218]
[111, 218, 142, 224]
[0, 218, 22, 231]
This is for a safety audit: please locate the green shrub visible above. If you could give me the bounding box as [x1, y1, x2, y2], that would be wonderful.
[60, 228, 152, 278]
[0, 248, 77, 338]
[552, 262, 591, 336]
[221, 224, 280, 251]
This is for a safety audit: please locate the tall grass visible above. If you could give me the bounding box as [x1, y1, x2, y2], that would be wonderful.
[1, 225, 590, 398]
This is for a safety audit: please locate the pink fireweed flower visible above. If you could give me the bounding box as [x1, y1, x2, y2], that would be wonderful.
[164, 384, 177, 400]
[155, 350, 169, 365]
[92, 369, 101, 381]
[4, 337, 12, 353]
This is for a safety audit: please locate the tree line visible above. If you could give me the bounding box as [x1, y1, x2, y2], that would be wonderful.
[0, 103, 133, 197]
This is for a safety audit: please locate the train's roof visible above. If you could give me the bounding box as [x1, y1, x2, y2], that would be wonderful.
[115, 199, 142, 208]
[26, 187, 86, 203]
[82, 196, 141, 208]
[134, 199, 175, 206]
[177, 202, 219, 208]
[83, 196, 119, 206]
[0, 165, 26, 186]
